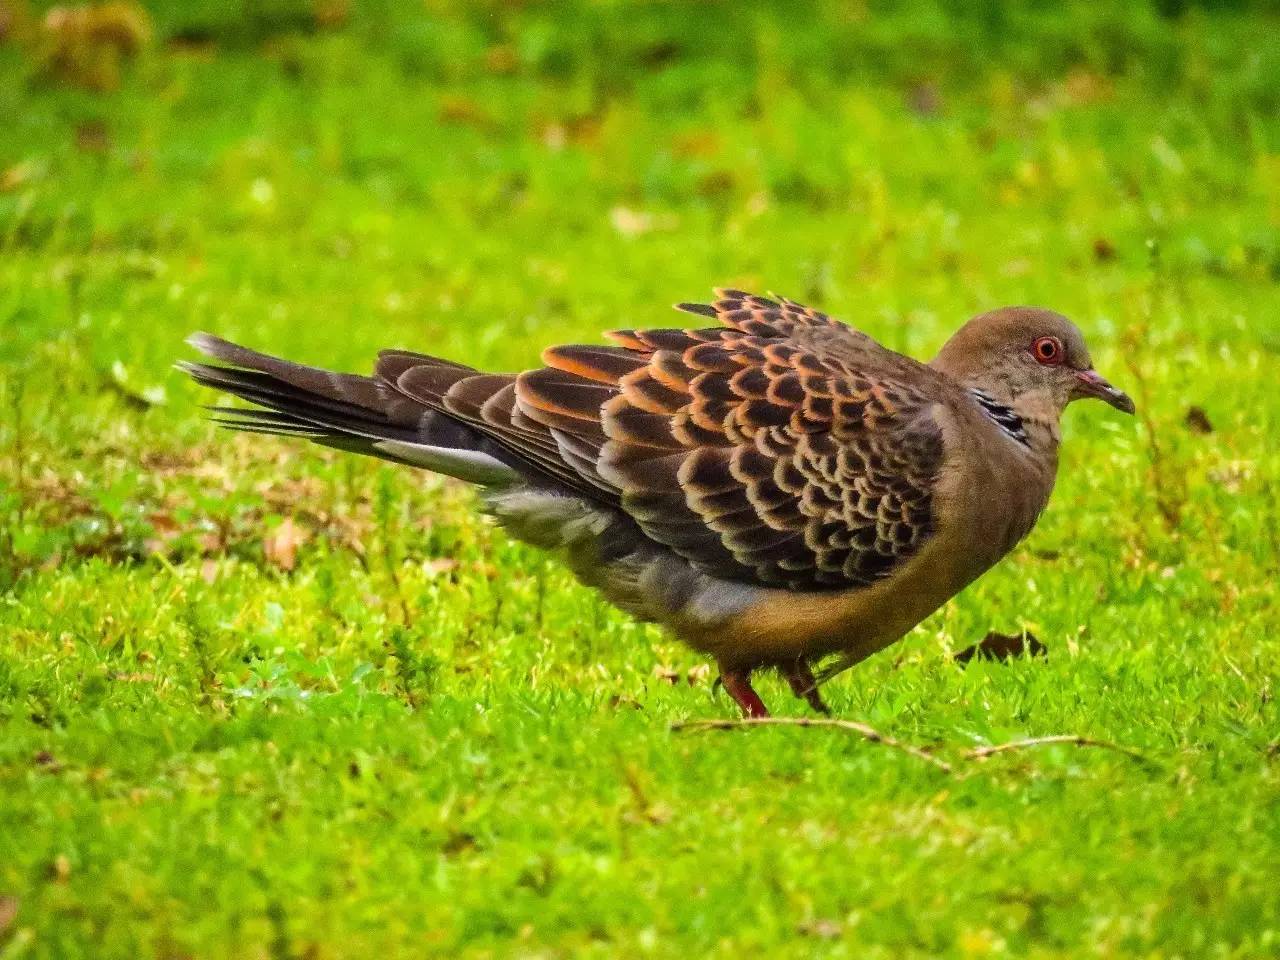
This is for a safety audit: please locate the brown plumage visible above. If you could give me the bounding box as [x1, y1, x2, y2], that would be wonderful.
[179, 289, 1134, 717]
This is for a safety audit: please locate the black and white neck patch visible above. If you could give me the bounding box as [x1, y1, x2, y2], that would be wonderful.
[970, 390, 1030, 447]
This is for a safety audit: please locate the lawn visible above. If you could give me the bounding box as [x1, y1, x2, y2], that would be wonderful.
[1, 1, 1278, 957]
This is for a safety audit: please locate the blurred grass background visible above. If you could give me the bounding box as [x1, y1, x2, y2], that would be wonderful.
[1, 1, 1278, 957]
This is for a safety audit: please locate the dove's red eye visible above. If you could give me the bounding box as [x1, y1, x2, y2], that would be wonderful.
[1032, 337, 1063, 365]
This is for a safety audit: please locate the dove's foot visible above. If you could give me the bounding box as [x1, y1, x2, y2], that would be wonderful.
[781, 659, 830, 715]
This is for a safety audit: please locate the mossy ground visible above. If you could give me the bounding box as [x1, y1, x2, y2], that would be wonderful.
[1, 3, 1278, 957]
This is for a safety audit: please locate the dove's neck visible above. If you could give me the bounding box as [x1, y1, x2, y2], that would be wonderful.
[951, 380, 1063, 559]
[946, 365, 1063, 438]
[933, 353, 1066, 456]
[993, 386, 1064, 451]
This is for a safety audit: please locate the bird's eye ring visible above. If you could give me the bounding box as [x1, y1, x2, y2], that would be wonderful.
[1032, 337, 1063, 365]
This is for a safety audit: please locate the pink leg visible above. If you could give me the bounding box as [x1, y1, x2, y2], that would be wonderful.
[720, 669, 770, 718]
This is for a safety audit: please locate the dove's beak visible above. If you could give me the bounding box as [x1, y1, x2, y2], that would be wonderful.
[1073, 369, 1136, 415]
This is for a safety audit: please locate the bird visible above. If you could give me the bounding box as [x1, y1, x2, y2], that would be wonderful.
[178, 290, 1134, 717]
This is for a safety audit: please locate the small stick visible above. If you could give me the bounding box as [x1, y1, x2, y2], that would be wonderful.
[671, 717, 953, 773]
[966, 735, 1151, 764]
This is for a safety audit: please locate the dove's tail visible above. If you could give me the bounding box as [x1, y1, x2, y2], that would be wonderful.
[177, 333, 520, 486]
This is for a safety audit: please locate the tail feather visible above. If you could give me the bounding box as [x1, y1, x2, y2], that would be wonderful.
[178, 359, 416, 442]
[187, 333, 392, 414]
[205, 405, 324, 436]
[179, 333, 521, 486]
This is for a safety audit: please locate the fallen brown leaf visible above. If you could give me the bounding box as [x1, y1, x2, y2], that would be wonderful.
[1062, 68, 1113, 106]
[954, 631, 1047, 664]
[38, 1, 152, 90]
[652, 665, 680, 685]
[438, 94, 496, 131]
[421, 557, 457, 578]
[1184, 405, 1213, 434]
[0, 895, 17, 933]
[798, 918, 843, 939]
[0, 3, 16, 43]
[609, 206, 676, 237]
[75, 119, 110, 152]
[263, 517, 309, 571]
[33, 749, 56, 764]
[1, 161, 38, 192]
[906, 81, 942, 117]
[314, 0, 350, 28]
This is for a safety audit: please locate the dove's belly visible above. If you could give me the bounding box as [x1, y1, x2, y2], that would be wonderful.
[668, 528, 986, 669]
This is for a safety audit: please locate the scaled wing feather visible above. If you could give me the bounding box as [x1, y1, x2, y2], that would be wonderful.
[517, 290, 947, 591]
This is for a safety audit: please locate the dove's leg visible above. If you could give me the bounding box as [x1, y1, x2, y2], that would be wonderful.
[719, 669, 769, 718]
[781, 659, 830, 714]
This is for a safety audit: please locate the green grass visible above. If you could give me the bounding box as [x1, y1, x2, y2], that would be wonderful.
[2, 2, 1279, 957]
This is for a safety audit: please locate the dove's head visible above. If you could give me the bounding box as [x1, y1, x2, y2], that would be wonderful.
[931, 306, 1135, 417]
